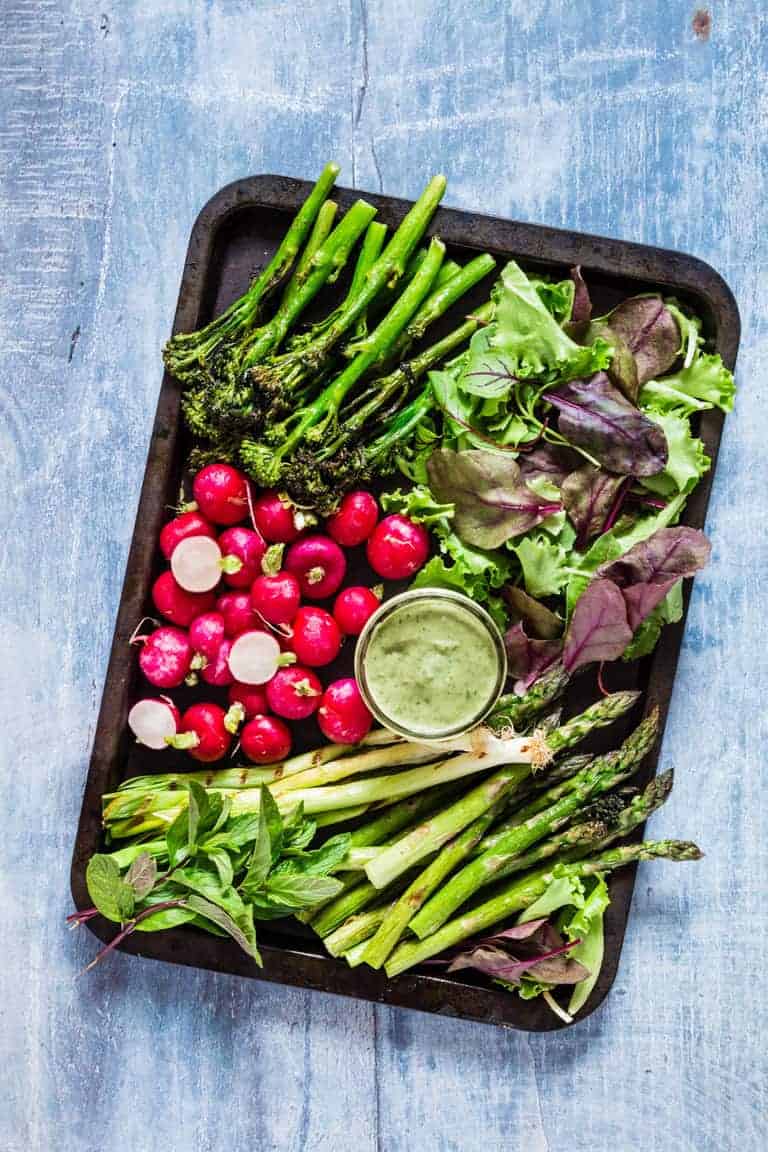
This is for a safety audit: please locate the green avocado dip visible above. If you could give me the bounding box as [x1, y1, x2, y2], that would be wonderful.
[358, 593, 503, 738]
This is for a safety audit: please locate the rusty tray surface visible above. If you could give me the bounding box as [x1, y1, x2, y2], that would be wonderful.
[70, 175, 739, 1030]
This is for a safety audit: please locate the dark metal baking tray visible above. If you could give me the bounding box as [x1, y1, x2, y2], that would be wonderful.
[70, 175, 739, 1030]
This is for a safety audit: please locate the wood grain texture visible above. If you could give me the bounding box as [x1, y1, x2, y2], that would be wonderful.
[0, 1, 765, 1149]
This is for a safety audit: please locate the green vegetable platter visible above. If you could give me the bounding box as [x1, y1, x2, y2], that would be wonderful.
[70, 165, 738, 1030]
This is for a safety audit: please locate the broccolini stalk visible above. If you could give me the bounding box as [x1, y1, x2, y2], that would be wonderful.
[182, 198, 377, 441]
[384, 840, 703, 978]
[163, 161, 340, 381]
[247, 175, 447, 406]
[271, 303, 495, 510]
[240, 237, 446, 486]
[408, 711, 658, 938]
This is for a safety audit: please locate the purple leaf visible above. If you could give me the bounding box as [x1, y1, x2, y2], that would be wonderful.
[503, 586, 562, 639]
[561, 465, 628, 548]
[486, 919, 550, 942]
[427, 448, 562, 549]
[596, 526, 711, 631]
[545, 373, 668, 477]
[446, 941, 589, 986]
[570, 265, 592, 323]
[567, 296, 681, 402]
[603, 296, 681, 389]
[505, 621, 563, 689]
[563, 579, 633, 672]
[518, 442, 581, 486]
[597, 526, 711, 587]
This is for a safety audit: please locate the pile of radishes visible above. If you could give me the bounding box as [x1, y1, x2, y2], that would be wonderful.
[128, 463, 430, 765]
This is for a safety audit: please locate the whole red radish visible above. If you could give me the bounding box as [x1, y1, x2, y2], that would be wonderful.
[291, 606, 341, 667]
[285, 535, 347, 599]
[159, 511, 215, 559]
[200, 637, 234, 687]
[326, 490, 379, 548]
[188, 612, 226, 662]
[218, 526, 265, 588]
[240, 714, 292, 764]
[366, 514, 430, 580]
[318, 678, 372, 744]
[216, 590, 258, 637]
[266, 665, 323, 720]
[251, 570, 301, 626]
[228, 681, 269, 720]
[137, 626, 193, 688]
[193, 463, 250, 526]
[152, 570, 216, 627]
[252, 489, 314, 542]
[128, 697, 180, 749]
[167, 702, 240, 762]
[333, 586, 381, 636]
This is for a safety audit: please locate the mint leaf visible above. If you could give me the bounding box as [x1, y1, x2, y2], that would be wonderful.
[261, 784, 284, 863]
[205, 848, 234, 890]
[125, 852, 157, 900]
[86, 855, 135, 923]
[281, 833, 351, 875]
[265, 874, 343, 908]
[165, 807, 191, 867]
[185, 779, 209, 850]
[184, 895, 262, 965]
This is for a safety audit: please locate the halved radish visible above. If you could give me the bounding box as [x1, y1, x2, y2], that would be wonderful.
[170, 536, 242, 593]
[128, 697, 180, 749]
[227, 629, 285, 685]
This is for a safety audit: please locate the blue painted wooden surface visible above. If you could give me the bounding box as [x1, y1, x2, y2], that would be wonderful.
[1, 1, 765, 1148]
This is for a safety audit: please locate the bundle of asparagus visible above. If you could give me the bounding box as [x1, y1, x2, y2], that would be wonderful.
[164, 165, 496, 510]
[83, 673, 700, 1018]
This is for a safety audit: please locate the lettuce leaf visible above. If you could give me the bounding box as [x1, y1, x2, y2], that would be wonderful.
[491, 262, 612, 381]
[559, 875, 610, 1015]
[641, 411, 710, 497]
[639, 352, 735, 416]
[509, 533, 570, 597]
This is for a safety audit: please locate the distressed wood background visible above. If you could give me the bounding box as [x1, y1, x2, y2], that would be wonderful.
[1, 2, 765, 1149]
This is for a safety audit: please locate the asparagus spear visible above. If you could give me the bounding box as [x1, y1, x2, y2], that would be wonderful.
[164, 162, 340, 381]
[360, 803, 502, 969]
[486, 664, 570, 734]
[364, 692, 640, 890]
[322, 903, 393, 957]
[384, 840, 703, 978]
[408, 711, 658, 938]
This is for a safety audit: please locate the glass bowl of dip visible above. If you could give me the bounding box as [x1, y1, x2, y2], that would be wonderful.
[354, 588, 507, 741]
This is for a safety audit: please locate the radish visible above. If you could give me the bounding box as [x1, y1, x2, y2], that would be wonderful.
[159, 511, 215, 559]
[167, 702, 241, 762]
[266, 665, 323, 720]
[251, 570, 301, 626]
[285, 535, 347, 599]
[192, 463, 250, 525]
[318, 678, 373, 744]
[188, 612, 226, 663]
[137, 626, 193, 688]
[170, 535, 244, 593]
[128, 697, 180, 749]
[333, 586, 382, 636]
[216, 590, 259, 637]
[228, 629, 286, 684]
[291, 606, 341, 667]
[366, 514, 430, 580]
[200, 637, 235, 687]
[325, 490, 379, 548]
[152, 570, 216, 627]
[252, 489, 314, 542]
[228, 681, 269, 720]
[240, 714, 292, 764]
[217, 526, 266, 589]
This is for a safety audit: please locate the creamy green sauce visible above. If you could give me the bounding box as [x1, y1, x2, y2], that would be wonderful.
[362, 599, 500, 737]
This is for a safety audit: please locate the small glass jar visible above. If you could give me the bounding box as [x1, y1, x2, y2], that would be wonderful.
[354, 588, 507, 742]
